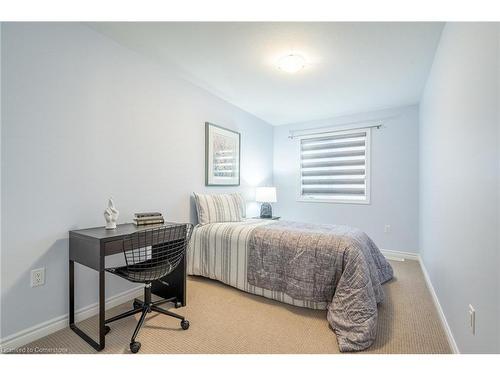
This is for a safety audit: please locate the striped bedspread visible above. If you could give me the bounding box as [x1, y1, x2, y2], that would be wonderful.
[187, 219, 327, 310]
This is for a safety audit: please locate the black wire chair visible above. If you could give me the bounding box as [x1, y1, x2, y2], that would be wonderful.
[104, 223, 193, 353]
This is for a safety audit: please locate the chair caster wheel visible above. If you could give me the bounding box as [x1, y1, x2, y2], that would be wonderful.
[181, 319, 190, 330]
[130, 341, 141, 353]
[105, 326, 111, 335]
[133, 301, 141, 309]
[175, 301, 182, 308]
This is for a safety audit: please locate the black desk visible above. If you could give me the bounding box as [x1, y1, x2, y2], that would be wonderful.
[69, 223, 187, 351]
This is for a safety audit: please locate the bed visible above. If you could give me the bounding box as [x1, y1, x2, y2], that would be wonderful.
[188, 193, 394, 352]
[187, 219, 328, 309]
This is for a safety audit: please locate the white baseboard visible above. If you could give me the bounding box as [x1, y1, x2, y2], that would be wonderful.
[381, 249, 419, 261]
[418, 259, 460, 354]
[1, 253, 459, 354]
[0, 286, 143, 351]
[381, 249, 458, 353]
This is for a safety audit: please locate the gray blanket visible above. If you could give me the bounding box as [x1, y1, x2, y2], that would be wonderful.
[247, 221, 393, 352]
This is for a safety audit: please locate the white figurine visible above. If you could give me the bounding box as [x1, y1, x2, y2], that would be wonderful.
[104, 198, 119, 230]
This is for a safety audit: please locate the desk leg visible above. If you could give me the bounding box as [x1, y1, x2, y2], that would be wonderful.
[98, 270, 105, 349]
[151, 256, 186, 307]
[69, 260, 75, 325]
[69, 262, 106, 351]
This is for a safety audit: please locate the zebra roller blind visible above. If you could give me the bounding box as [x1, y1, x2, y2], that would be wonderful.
[299, 128, 371, 203]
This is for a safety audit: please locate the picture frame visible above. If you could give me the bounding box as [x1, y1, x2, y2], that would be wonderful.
[205, 122, 241, 186]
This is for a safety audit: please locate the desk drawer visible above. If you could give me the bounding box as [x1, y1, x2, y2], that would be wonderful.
[104, 240, 123, 256]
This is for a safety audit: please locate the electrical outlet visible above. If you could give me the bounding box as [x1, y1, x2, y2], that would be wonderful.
[384, 224, 391, 233]
[31, 268, 45, 287]
[468, 304, 476, 335]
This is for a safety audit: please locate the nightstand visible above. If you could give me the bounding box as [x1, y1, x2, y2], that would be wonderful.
[252, 216, 281, 220]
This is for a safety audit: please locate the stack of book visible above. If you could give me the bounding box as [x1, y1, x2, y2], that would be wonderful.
[134, 212, 165, 226]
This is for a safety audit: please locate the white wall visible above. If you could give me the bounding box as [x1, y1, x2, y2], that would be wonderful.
[273, 105, 419, 252]
[0, 22, 3, 342]
[498, 25, 500, 332]
[420, 23, 500, 353]
[0, 23, 273, 340]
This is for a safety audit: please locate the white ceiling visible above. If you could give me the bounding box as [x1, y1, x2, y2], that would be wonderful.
[89, 22, 444, 125]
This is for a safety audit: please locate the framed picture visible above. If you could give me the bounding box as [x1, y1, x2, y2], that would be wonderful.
[205, 122, 241, 186]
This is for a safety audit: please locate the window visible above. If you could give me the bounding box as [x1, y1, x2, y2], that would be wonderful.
[298, 127, 371, 204]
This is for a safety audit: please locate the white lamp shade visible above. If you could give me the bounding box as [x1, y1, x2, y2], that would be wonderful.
[256, 187, 277, 203]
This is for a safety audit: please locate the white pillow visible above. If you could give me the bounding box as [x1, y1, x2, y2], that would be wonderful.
[232, 192, 246, 218]
[194, 193, 245, 225]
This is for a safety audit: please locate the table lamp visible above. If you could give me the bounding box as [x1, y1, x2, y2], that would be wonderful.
[256, 187, 277, 218]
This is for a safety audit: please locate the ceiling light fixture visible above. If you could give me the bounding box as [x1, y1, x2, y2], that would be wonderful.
[277, 54, 306, 74]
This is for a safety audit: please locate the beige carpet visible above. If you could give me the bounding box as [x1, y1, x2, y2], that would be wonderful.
[19, 260, 451, 354]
